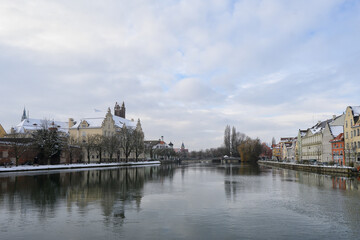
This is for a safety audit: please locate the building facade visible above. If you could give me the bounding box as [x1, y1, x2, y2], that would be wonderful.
[69, 103, 139, 162]
[344, 106, 360, 165]
[295, 130, 307, 162]
[300, 115, 344, 163]
[330, 133, 345, 165]
[0, 124, 6, 138]
[272, 144, 281, 160]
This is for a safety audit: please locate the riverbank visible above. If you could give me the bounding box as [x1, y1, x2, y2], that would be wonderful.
[258, 160, 356, 176]
[0, 161, 161, 173]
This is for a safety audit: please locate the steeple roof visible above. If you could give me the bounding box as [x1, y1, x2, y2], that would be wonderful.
[21, 107, 27, 121]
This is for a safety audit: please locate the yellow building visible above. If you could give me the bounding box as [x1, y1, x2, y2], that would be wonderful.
[69, 102, 138, 162]
[344, 106, 360, 165]
[272, 144, 281, 160]
[0, 124, 6, 138]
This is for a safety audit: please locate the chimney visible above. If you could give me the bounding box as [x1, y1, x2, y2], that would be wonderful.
[332, 115, 336, 120]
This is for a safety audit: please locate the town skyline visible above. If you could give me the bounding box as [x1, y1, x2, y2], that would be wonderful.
[1, 1, 360, 150]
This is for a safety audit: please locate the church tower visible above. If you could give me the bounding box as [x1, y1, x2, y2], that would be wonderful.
[114, 101, 126, 118]
[120, 101, 126, 118]
[114, 102, 121, 117]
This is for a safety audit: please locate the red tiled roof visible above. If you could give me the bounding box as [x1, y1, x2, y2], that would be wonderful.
[330, 133, 344, 143]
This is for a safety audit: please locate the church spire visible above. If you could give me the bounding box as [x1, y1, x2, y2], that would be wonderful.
[21, 107, 27, 121]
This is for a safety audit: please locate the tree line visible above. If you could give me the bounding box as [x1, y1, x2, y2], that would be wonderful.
[5, 120, 145, 166]
[81, 122, 145, 163]
[188, 125, 268, 162]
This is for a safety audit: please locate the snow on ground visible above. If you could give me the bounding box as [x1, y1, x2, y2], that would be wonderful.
[0, 161, 161, 172]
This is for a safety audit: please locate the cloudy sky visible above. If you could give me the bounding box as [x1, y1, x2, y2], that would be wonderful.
[1, 0, 360, 150]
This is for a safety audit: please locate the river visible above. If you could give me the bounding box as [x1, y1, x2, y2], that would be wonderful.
[0, 163, 359, 239]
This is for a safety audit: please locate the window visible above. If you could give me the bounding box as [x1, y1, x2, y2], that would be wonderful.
[346, 132, 348, 139]
[351, 131, 353, 138]
[355, 130, 357, 137]
[358, 129, 360, 136]
[351, 119, 353, 126]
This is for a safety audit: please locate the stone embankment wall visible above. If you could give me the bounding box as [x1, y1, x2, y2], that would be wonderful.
[258, 160, 355, 176]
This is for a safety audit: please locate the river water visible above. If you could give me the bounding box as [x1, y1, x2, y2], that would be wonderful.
[0, 163, 359, 240]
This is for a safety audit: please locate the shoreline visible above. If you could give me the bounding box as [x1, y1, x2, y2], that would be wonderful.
[0, 161, 161, 173]
[258, 160, 356, 176]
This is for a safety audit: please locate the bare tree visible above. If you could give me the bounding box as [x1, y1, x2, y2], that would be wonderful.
[133, 119, 145, 162]
[224, 125, 231, 156]
[32, 122, 62, 165]
[7, 132, 31, 166]
[316, 145, 322, 162]
[272, 137, 276, 146]
[93, 134, 105, 163]
[103, 134, 120, 162]
[232, 131, 246, 157]
[83, 135, 97, 163]
[231, 126, 237, 157]
[120, 124, 134, 162]
[62, 135, 82, 164]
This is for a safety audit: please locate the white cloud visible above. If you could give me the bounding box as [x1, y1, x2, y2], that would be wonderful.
[1, 0, 360, 150]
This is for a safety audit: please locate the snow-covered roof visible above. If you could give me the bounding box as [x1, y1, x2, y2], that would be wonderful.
[351, 106, 360, 117]
[330, 125, 343, 138]
[310, 126, 323, 134]
[14, 118, 69, 133]
[153, 142, 171, 149]
[309, 118, 333, 135]
[113, 115, 136, 128]
[71, 114, 135, 129]
[72, 117, 103, 129]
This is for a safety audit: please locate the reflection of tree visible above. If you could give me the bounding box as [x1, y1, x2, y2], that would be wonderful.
[0, 165, 175, 225]
[221, 163, 261, 200]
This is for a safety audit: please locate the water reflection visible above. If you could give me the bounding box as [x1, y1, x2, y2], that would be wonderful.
[1, 163, 360, 239]
[0, 165, 175, 226]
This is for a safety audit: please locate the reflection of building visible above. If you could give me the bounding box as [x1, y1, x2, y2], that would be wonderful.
[0, 166, 171, 222]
